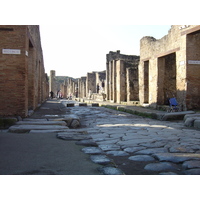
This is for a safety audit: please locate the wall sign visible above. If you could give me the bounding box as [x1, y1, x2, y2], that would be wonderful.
[2, 49, 21, 55]
[188, 60, 200, 65]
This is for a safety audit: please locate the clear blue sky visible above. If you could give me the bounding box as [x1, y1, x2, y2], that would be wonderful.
[2, 0, 194, 79]
[40, 25, 171, 78]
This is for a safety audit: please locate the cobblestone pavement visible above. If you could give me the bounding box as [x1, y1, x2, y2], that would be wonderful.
[2, 99, 200, 175]
[62, 101, 200, 175]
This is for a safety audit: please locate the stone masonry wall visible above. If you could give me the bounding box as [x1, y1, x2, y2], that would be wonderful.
[139, 25, 200, 110]
[0, 25, 48, 117]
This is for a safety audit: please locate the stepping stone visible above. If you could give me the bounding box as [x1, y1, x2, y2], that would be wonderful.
[30, 129, 68, 134]
[128, 155, 155, 162]
[90, 155, 112, 165]
[16, 121, 67, 126]
[144, 162, 179, 171]
[82, 147, 103, 154]
[98, 167, 124, 175]
[9, 125, 69, 133]
[23, 118, 48, 121]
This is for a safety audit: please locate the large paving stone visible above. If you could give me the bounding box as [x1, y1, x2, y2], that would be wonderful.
[124, 147, 146, 153]
[98, 144, 121, 151]
[16, 121, 67, 126]
[184, 114, 200, 121]
[106, 151, 129, 157]
[154, 153, 200, 163]
[144, 162, 180, 171]
[194, 120, 200, 129]
[182, 160, 200, 169]
[9, 125, 69, 133]
[56, 133, 90, 141]
[82, 147, 103, 154]
[98, 167, 124, 175]
[90, 155, 112, 165]
[129, 155, 155, 162]
[135, 148, 168, 155]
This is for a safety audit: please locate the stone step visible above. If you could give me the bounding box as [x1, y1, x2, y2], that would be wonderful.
[9, 125, 69, 133]
[161, 111, 195, 121]
[16, 121, 67, 126]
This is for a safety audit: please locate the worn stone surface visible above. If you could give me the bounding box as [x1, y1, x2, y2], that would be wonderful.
[98, 167, 124, 175]
[144, 162, 180, 171]
[90, 155, 112, 165]
[16, 121, 67, 126]
[129, 155, 155, 162]
[154, 153, 200, 163]
[9, 125, 69, 133]
[98, 144, 121, 151]
[82, 147, 103, 154]
[182, 160, 200, 169]
[106, 151, 129, 157]
[135, 148, 168, 155]
[57, 133, 90, 141]
[194, 120, 200, 129]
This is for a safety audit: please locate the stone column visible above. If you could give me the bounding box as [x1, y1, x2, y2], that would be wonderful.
[112, 60, 117, 102]
[116, 60, 126, 103]
[49, 70, 56, 97]
[108, 61, 113, 101]
[106, 62, 109, 100]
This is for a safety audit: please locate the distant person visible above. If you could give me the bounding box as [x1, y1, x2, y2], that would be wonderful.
[50, 91, 54, 99]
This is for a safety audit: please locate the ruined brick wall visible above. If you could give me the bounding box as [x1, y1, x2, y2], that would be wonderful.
[126, 66, 139, 102]
[106, 50, 139, 103]
[139, 25, 200, 110]
[0, 25, 48, 117]
[86, 72, 96, 95]
[78, 77, 86, 98]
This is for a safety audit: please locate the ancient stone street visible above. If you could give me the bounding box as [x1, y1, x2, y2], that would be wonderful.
[1, 99, 200, 175]
[61, 100, 200, 175]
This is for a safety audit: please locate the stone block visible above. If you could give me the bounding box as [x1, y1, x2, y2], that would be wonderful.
[194, 120, 200, 129]
[92, 103, 99, 107]
[9, 125, 69, 133]
[161, 111, 195, 121]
